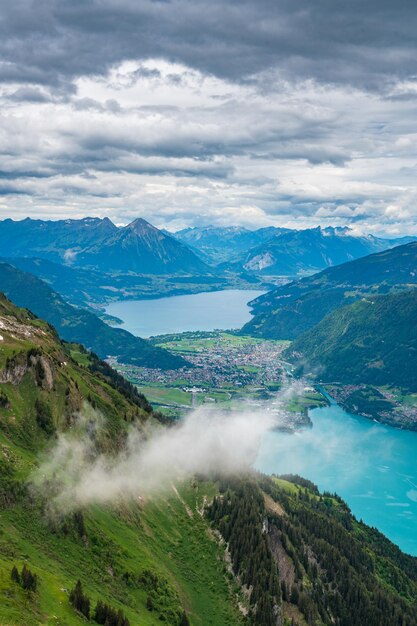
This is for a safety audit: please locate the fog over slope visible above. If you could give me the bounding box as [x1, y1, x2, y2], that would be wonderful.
[33, 385, 304, 514]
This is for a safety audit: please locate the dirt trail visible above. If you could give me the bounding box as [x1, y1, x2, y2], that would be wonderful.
[171, 483, 194, 518]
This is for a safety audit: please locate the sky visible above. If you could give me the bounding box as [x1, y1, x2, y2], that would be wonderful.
[1, 0, 417, 234]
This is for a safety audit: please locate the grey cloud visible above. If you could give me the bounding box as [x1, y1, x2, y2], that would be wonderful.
[1, 1, 417, 233]
[0, 185, 31, 195]
[8, 87, 51, 103]
[1, 1, 417, 95]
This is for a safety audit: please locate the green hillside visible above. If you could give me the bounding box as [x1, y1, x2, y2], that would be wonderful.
[0, 293, 242, 626]
[243, 241, 417, 339]
[216, 476, 417, 626]
[210, 475, 417, 626]
[0, 261, 187, 370]
[1, 293, 417, 626]
[286, 290, 417, 390]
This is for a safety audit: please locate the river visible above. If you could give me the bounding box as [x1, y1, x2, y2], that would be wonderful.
[256, 392, 417, 556]
[105, 289, 265, 337]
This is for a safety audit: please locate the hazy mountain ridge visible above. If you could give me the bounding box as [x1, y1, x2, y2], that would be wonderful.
[173, 224, 416, 278]
[173, 225, 288, 264]
[0, 261, 186, 369]
[242, 226, 417, 276]
[242, 241, 417, 339]
[0, 217, 209, 275]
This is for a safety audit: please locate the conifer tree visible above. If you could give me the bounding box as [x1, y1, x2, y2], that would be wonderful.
[11, 565, 20, 584]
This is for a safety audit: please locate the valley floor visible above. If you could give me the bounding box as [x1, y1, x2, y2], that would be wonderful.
[108, 331, 326, 427]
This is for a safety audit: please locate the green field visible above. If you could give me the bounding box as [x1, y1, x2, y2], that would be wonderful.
[153, 331, 288, 353]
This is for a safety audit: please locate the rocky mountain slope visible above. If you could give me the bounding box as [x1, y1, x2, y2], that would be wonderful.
[242, 226, 415, 277]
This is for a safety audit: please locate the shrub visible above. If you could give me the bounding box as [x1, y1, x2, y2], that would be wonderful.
[35, 398, 55, 434]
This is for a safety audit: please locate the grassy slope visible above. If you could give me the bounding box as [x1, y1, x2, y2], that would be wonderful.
[0, 294, 242, 626]
[0, 484, 242, 626]
[287, 290, 417, 390]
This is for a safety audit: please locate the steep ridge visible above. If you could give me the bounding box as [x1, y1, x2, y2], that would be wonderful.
[0, 217, 209, 275]
[0, 262, 186, 369]
[243, 241, 417, 339]
[243, 226, 416, 277]
[286, 289, 417, 390]
[0, 294, 242, 625]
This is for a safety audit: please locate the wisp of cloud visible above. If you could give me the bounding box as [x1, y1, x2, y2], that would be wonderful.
[31, 384, 303, 515]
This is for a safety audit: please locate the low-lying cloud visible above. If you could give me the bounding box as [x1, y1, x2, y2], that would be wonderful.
[31, 390, 303, 515]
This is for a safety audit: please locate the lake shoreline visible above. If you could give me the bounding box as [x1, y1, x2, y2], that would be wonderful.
[257, 396, 417, 556]
[105, 288, 266, 338]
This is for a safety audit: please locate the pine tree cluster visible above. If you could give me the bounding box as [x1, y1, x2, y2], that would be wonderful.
[11, 563, 38, 592]
[69, 580, 130, 625]
[94, 600, 130, 626]
[207, 480, 280, 626]
[69, 580, 90, 619]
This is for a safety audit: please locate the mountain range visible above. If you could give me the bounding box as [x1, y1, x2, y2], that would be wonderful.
[172, 224, 416, 277]
[0, 217, 209, 275]
[2, 218, 414, 289]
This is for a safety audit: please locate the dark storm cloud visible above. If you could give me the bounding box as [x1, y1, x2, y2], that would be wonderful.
[1, 0, 417, 91]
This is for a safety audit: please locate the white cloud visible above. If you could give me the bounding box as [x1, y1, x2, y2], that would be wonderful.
[1, 58, 417, 234]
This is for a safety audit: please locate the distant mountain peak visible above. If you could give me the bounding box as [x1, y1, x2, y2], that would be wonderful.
[123, 217, 160, 235]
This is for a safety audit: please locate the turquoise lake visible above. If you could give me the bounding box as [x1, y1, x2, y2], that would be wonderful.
[107, 288, 417, 555]
[256, 394, 417, 556]
[105, 289, 265, 337]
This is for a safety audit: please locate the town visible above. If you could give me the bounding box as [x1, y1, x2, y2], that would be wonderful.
[109, 331, 326, 424]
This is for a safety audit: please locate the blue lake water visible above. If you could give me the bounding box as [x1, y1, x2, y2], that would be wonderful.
[105, 289, 265, 338]
[256, 394, 417, 556]
[107, 288, 417, 555]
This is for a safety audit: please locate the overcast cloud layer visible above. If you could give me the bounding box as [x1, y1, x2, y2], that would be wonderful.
[1, 0, 417, 233]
